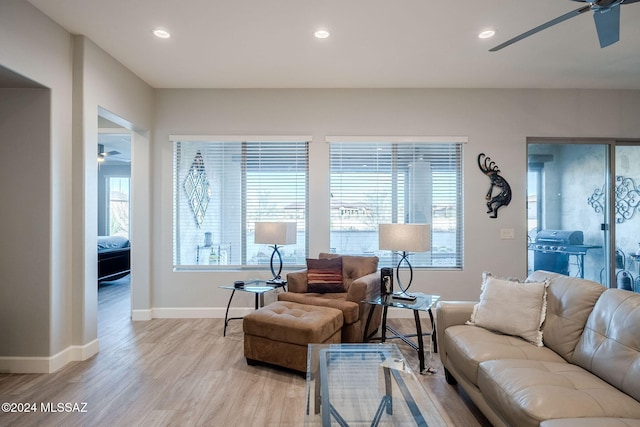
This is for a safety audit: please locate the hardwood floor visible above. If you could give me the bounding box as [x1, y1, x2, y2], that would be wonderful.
[0, 278, 491, 426]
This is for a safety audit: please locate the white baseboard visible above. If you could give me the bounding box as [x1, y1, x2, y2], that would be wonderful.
[131, 306, 432, 320]
[132, 307, 253, 319]
[0, 339, 99, 374]
[131, 308, 152, 321]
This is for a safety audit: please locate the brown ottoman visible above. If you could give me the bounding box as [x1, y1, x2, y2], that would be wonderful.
[243, 301, 344, 373]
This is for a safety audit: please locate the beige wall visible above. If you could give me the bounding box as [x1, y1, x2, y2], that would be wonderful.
[0, 88, 51, 357]
[0, 0, 73, 370]
[71, 35, 154, 346]
[153, 88, 640, 311]
[0, 0, 153, 372]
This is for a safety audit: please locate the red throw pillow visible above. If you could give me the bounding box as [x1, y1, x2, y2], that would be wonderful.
[306, 257, 344, 293]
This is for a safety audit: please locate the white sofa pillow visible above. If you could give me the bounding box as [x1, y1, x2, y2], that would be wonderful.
[467, 275, 549, 346]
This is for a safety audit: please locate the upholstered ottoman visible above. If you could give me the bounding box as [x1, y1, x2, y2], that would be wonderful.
[243, 300, 343, 372]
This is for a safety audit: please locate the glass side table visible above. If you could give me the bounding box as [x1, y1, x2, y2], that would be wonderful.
[363, 292, 440, 375]
[219, 280, 286, 336]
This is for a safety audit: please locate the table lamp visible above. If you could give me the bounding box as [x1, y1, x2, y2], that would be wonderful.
[379, 223, 431, 300]
[254, 222, 297, 284]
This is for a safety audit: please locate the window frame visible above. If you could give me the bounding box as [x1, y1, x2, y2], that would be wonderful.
[171, 135, 311, 270]
[326, 135, 465, 269]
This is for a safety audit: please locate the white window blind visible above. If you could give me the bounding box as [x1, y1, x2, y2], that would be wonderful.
[329, 140, 463, 268]
[173, 139, 308, 268]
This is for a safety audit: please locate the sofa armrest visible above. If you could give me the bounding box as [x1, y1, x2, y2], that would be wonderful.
[435, 301, 476, 330]
[435, 301, 477, 368]
[347, 271, 382, 340]
[346, 271, 380, 304]
[286, 269, 308, 293]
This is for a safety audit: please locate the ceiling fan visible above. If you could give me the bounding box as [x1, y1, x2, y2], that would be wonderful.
[98, 143, 121, 161]
[490, 0, 640, 52]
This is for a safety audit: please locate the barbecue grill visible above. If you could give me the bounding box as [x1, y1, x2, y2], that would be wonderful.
[532, 230, 584, 275]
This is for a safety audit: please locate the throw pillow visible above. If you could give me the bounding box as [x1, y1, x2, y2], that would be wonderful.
[467, 275, 549, 346]
[482, 270, 522, 283]
[306, 257, 344, 293]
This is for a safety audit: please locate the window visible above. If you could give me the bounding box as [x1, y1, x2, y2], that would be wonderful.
[173, 137, 309, 269]
[108, 176, 130, 238]
[329, 138, 463, 268]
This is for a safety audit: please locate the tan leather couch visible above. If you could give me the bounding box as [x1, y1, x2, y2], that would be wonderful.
[279, 253, 382, 342]
[436, 270, 640, 427]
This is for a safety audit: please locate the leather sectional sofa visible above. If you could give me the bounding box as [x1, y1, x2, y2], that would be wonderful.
[436, 270, 640, 427]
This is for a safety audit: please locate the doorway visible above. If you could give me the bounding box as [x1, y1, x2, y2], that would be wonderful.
[97, 115, 132, 329]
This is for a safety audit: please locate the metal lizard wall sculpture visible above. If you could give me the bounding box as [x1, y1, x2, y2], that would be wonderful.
[478, 153, 512, 218]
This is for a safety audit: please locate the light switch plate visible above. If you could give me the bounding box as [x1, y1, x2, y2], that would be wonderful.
[500, 228, 515, 239]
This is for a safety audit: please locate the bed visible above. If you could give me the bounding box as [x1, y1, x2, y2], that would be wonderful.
[98, 235, 130, 282]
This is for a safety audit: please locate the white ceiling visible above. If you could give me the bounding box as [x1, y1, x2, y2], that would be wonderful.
[27, 0, 640, 90]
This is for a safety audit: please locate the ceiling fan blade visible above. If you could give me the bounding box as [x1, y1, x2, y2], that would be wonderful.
[593, 3, 621, 47]
[98, 143, 122, 157]
[490, 5, 591, 52]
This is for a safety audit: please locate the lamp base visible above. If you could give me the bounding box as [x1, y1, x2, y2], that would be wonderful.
[269, 245, 283, 282]
[395, 251, 414, 294]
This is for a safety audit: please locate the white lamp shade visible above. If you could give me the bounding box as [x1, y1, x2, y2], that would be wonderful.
[254, 222, 297, 245]
[379, 223, 431, 252]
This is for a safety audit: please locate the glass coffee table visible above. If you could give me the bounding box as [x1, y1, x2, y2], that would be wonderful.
[219, 280, 285, 336]
[305, 343, 446, 426]
[363, 293, 440, 375]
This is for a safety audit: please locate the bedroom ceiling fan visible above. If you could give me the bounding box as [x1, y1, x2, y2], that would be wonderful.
[98, 143, 121, 161]
[490, 0, 640, 52]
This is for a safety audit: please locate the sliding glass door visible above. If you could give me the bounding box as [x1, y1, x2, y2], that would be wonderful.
[614, 144, 640, 292]
[528, 139, 640, 291]
[527, 141, 610, 286]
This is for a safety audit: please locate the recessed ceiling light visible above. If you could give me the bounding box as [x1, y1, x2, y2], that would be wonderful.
[153, 28, 171, 39]
[478, 29, 496, 39]
[314, 29, 330, 39]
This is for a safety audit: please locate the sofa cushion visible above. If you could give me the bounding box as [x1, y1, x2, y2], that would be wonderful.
[527, 270, 606, 361]
[277, 291, 360, 325]
[444, 324, 565, 386]
[573, 289, 640, 402]
[243, 301, 343, 372]
[306, 257, 344, 293]
[243, 301, 343, 346]
[478, 359, 640, 427]
[467, 275, 548, 346]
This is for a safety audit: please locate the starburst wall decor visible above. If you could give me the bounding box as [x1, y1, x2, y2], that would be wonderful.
[183, 150, 211, 228]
